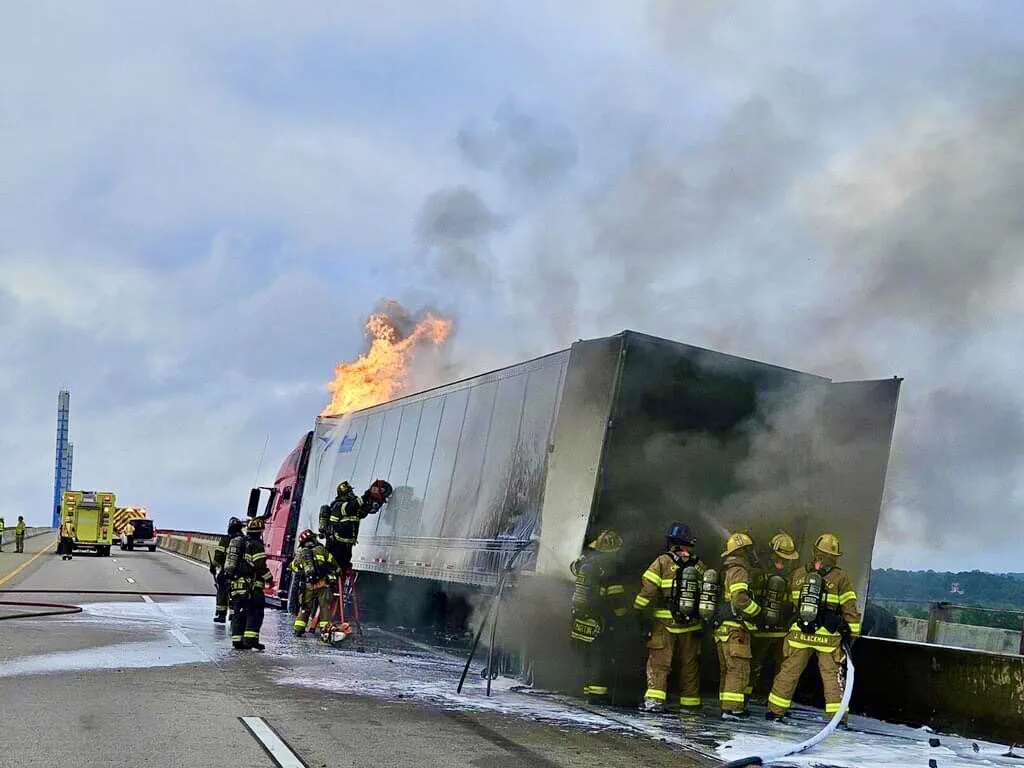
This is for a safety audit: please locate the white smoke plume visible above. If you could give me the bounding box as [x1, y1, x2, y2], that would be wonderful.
[404, 1, 1024, 570]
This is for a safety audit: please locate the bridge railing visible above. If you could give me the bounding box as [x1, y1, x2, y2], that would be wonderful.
[869, 597, 1024, 655]
[155, 529, 221, 566]
[1, 527, 54, 546]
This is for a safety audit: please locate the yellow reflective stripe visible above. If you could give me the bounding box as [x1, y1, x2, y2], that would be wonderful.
[642, 570, 661, 585]
[659, 578, 675, 589]
[743, 686, 753, 695]
[604, 584, 625, 595]
[825, 702, 842, 713]
[848, 622, 861, 635]
[839, 591, 857, 604]
[666, 624, 702, 634]
[644, 689, 667, 700]
[742, 601, 761, 617]
[755, 631, 788, 638]
[790, 591, 801, 601]
[653, 609, 675, 619]
[768, 693, 791, 710]
[825, 594, 841, 604]
[633, 595, 651, 608]
[613, 608, 628, 617]
[720, 692, 745, 702]
[585, 685, 608, 695]
[679, 697, 701, 707]
[729, 582, 750, 594]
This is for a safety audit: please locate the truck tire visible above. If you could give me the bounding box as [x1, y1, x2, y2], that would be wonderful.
[102, 546, 111, 557]
[148, 545, 157, 552]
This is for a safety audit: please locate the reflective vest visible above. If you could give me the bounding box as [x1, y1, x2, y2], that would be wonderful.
[633, 551, 705, 633]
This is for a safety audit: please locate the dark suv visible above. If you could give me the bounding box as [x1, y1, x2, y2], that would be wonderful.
[120, 518, 157, 552]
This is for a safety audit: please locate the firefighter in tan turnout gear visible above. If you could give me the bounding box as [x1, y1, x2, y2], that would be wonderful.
[569, 529, 629, 703]
[210, 516, 244, 623]
[319, 480, 393, 572]
[750, 531, 800, 696]
[767, 533, 862, 723]
[224, 516, 274, 650]
[291, 528, 341, 640]
[633, 522, 705, 713]
[714, 532, 760, 720]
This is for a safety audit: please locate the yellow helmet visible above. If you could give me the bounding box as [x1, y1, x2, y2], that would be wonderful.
[814, 533, 841, 557]
[721, 531, 754, 558]
[588, 529, 623, 552]
[246, 516, 266, 533]
[337, 481, 353, 497]
[769, 532, 800, 560]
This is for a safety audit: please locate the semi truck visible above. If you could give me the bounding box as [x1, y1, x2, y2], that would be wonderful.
[256, 331, 900, 632]
[60, 490, 115, 557]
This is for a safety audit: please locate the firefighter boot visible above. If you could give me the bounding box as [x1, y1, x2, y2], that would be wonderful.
[639, 698, 666, 714]
[721, 709, 751, 721]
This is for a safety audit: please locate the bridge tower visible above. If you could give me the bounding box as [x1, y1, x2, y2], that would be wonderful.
[52, 390, 71, 527]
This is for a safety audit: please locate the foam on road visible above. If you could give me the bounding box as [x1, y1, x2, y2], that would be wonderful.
[0, 548, 716, 767]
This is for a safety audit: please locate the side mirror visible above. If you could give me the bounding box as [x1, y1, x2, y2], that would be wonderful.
[247, 488, 261, 518]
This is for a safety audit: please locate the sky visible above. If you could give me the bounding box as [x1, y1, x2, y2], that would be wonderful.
[2, 1, 1022, 572]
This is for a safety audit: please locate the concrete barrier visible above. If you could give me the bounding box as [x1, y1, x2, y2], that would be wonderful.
[846, 636, 1024, 743]
[896, 616, 1022, 655]
[0, 527, 54, 547]
[156, 533, 221, 566]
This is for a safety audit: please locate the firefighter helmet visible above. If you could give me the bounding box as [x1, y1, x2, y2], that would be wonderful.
[337, 481, 353, 497]
[814, 533, 841, 557]
[769, 531, 800, 560]
[227, 516, 244, 536]
[298, 528, 317, 547]
[721, 531, 754, 557]
[587, 529, 623, 552]
[666, 522, 696, 546]
[368, 479, 393, 502]
[246, 516, 266, 533]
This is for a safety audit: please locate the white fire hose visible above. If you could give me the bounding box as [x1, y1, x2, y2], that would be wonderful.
[717, 640, 855, 768]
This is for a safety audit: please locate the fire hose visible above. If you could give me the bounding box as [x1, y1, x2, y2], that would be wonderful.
[0, 589, 216, 622]
[715, 639, 855, 768]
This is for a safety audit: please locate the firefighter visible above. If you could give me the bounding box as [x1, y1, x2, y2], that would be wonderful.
[59, 518, 76, 560]
[714, 531, 760, 720]
[319, 480, 393, 572]
[750, 531, 800, 697]
[569, 529, 628, 703]
[291, 528, 341, 640]
[633, 522, 705, 714]
[766, 533, 862, 724]
[225, 517, 274, 650]
[15, 516, 26, 553]
[210, 516, 243, 623]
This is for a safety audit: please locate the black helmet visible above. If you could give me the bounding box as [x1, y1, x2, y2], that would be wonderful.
[227, 516, 243, 535]
[666, 522, 695, 546]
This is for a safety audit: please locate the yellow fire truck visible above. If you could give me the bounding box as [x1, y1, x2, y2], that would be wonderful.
[61, 490, 115, 557]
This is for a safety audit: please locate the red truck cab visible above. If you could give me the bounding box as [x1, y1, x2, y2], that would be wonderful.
[259, 431, 313, 607]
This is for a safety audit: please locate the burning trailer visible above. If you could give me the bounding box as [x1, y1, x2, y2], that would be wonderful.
[257, 330, 900, 693]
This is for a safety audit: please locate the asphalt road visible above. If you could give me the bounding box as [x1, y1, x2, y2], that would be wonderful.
[0, 535, 716, 768]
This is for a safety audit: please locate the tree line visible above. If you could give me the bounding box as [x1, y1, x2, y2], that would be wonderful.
[868, 569, 1024, 632]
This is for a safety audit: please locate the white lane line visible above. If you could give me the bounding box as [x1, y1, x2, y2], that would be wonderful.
[117, 566, 126, 571]
[240, 717, 308, 767]
[159, 548, 208, 570]
[125, 577, 136, 584]
[141, 594, 153, 603]
[169, 628, 193, 646]
[111, 558, 118, 562]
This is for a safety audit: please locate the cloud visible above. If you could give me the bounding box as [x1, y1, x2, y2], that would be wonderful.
[3, 2, 1022, 573]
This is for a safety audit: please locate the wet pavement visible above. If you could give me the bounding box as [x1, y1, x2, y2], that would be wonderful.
[0, 540, 1018, 767]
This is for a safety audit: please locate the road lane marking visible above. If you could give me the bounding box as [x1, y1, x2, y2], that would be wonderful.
[0, 536, 57, 588]
[169, 628, 192, 646]
[240, 717, 308, 767]
[117, 566, 126, 571]
[141, 594, 153, 603]
[111, 558, 117, 562]
[125, 577, 136, 584]
[158, 548, 208, 570]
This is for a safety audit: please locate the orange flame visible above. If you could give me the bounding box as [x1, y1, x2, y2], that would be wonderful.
[321, 301, 453, 417]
